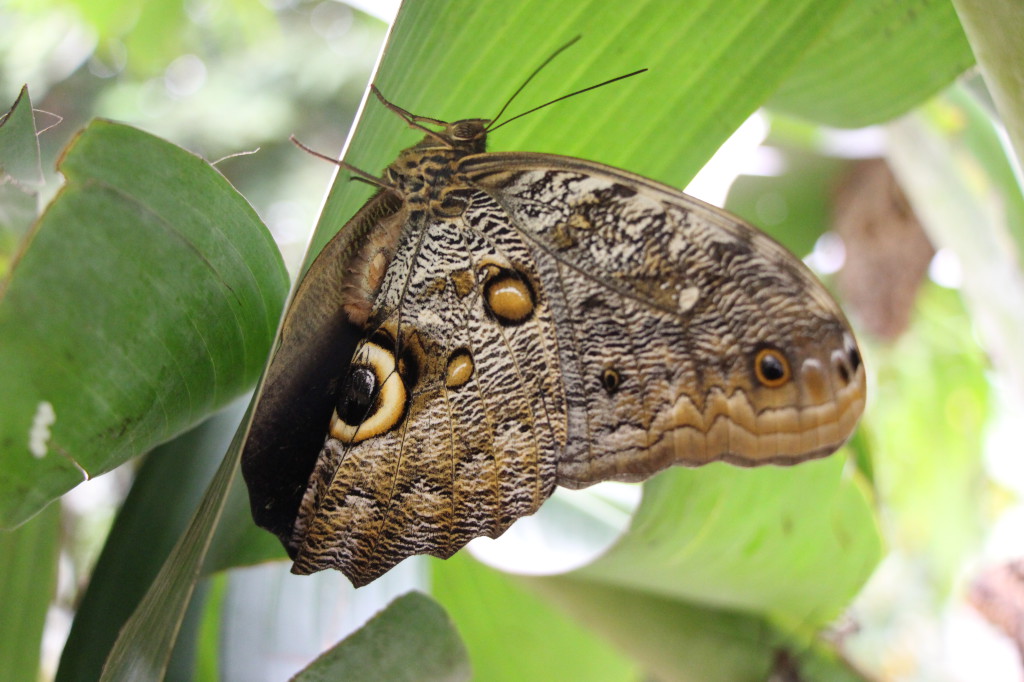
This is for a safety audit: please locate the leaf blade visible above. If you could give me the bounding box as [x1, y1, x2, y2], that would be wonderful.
[0, 120, 288, 527]
[291, 592, 471, 682]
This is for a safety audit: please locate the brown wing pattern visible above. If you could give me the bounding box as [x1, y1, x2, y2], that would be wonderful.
[289, 196, 566, 585]
[464, 153, 865, 487]
[243, 118, 865, 588]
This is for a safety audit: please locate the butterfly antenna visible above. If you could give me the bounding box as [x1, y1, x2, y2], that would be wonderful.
[487, 35, 582, 128]
[488, 68, 648, 133]
[369, 85, 455, 146]
[289, 135, 391, 189]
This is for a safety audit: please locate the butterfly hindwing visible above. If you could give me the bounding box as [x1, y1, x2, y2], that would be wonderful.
[290, 195, 566, 585]
[240, 192, 403, 550]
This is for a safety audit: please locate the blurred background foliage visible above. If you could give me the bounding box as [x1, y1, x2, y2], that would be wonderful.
[2, 0, 1024, 680]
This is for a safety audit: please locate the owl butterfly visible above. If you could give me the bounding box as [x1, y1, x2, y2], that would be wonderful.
[241, 60, 866, 588]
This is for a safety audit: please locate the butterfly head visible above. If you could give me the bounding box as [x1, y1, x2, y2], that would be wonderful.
[407, 118, 490, 155]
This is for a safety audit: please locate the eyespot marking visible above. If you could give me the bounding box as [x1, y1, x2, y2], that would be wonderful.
[754, 347, 791, 388]
[848, 346, 862, 372]
[445, 349, 475, 389]
[482, 267, 536, 325]
[601, 368, 622, 395]
[330, 341, 407, 443]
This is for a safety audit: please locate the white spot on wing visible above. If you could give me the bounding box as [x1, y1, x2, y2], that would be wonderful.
[677, 286, 700, 313]
[29, 401, 56, 458]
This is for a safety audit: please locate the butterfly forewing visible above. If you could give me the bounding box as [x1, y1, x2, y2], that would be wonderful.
[464, 153, 865, 484]
[242, 106, 866, 588]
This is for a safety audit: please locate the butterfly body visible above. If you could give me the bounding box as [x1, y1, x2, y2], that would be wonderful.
[242, 105, 865, 587]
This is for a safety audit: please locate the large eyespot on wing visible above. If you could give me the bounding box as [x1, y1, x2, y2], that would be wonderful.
[330, 338, 410, 444]
[240, 191, 405, 554]
[462, 152, 865, 486]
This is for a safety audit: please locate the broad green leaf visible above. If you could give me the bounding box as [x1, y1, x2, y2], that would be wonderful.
[0, 501, 59, 682]
[56, 402, 243, 682]
[435, 554, 866, 681]
[0, 85, 43, 187]
[0, 86, 42, 272]
[310, 0, 857, 262]
[889, 95, 1024, 410]
[865, 287, 988, 592]
[100, 407, 249, 681]
[578, 455, 882, 631]
[770, 0, 975, 127]
[432, 555, 637, 682]
[525, 572, 867, 681]
[0, 120, 289, 528]
[291, 592, 470, 682]
[106, 0, 892, 674]
[0, 181, 36, 272]
[951, 0, 1024, 171]
[726, 145, 849, 257]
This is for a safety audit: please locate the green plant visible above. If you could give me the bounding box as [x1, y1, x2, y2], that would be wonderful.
[3, 0, 1021, 679]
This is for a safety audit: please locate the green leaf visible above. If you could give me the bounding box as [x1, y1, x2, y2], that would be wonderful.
[0, 501, 59, 682]
[726, 144, 849, 257]
[435, 554, 867, 681]
[56, 402, 243, 682]
[951, 0, 1024, 171]
[578, 455, 882, 631]
[291, 592, 471, 682]
[0, 120, 288, 528]
[864, 288, 988, 592]
[310, 0, 857, 262]
[99, 410, 247, 681]
[525, 572, 867, 681]
[0, 85, 44, 187]
[432, 555, 638, 682]
[0, 86, 43, 273]
[769, 0, 975, 127]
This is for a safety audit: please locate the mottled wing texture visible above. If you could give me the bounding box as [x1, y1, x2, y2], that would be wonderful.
[241, 192, 401, 548]
[268, 144, 865, 588]
[462, 153, 865, 488]
[290, 198, 567, 585]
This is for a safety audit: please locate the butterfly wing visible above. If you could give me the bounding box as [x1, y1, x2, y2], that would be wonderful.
[241, 191, 404, 550]
[462, 152, 865, 488]
[246, 146, 865, 587]
[289, 198, 568, 585]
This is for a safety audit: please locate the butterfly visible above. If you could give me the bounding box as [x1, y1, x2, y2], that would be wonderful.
[241, 69, 866, 588]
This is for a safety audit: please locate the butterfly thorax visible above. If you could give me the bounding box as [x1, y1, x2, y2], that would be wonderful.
[382, 118, 489, 217]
